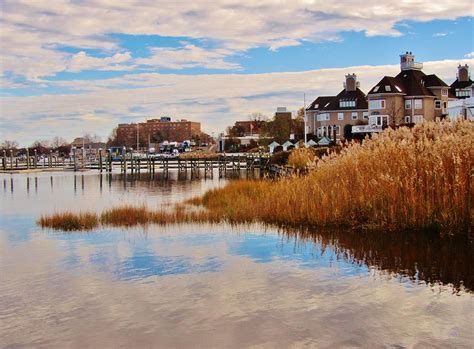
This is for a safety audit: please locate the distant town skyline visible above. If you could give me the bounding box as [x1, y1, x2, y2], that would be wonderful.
[1, 1, 473, 146]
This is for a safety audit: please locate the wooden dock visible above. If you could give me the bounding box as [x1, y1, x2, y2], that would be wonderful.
[1, 149, 270, 175]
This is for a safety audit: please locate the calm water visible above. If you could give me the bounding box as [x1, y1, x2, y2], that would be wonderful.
[1, 171, 473, 348]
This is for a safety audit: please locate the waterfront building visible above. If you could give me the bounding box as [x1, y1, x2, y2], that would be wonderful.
[116, 117, 201, 148]
[306, 74, 369, 140]
[366, 52, 451, 128]
[450, 64, 473, 99]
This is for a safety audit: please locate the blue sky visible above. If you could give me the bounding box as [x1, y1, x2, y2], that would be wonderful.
[0, 1, 473, 145]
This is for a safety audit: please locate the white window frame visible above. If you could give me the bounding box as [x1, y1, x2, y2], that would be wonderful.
[414, 99, 423, 109]
[369, 115, 389, 127]
[435, 100, 441, 109]
[369, 99, 386, 110]
[405, 99, 412, 110]
[317, 113, 330, 121]
[413, 115, 424, 124]
[335, 125, 341, 136]
[351, 112, 358, 120]
[363, 112, 369, 119]
[337, 112, 344, 120]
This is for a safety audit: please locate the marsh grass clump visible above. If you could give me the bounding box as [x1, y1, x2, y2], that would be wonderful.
[38, 212, 99, 231]
[287, 147, 317, 170]
[100, 205, 151, 226]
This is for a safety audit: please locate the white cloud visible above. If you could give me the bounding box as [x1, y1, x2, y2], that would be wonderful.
[465, 52, 474, 58]
[135, 44, 240, 70]
[1, 0, 473, 79]
[67, 51, 134, 72]
[433, 32, 448, 37]
[2, 58, 472, 146]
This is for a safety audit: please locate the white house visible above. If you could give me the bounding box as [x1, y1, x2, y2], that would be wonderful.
[307, 139, 318, 147]
[268, 141, 280, 153]
[282, 140, 299, 151]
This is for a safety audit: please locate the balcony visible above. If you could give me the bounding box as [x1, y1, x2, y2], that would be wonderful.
[351, 125, 384, 134]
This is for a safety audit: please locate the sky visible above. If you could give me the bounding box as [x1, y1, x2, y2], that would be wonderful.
[1, 1, 473, 146]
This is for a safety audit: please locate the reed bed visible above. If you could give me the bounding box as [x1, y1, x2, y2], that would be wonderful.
[194, 121, 473, 235]
[38, 121, 472, 235]
[38, 212, 99, 231]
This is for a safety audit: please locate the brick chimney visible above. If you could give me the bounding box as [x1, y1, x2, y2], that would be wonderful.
[457, 64, 469, 82]
[344, 73, 359, 92]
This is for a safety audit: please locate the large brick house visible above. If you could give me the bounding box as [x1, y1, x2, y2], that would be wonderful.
[306, 74, 368, 140]
[366, 52, 451, 128]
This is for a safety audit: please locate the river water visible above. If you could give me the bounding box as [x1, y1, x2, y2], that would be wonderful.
[1, 171, 473, 348]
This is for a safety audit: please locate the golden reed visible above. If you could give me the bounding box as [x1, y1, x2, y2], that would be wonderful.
[38, 121, 472, 235]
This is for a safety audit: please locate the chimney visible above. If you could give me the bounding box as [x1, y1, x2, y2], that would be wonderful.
[344, 73, 359, 92]
[457, 64, 469, 82]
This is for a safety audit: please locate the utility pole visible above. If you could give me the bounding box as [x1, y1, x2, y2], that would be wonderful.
[304, 93, 307, 147]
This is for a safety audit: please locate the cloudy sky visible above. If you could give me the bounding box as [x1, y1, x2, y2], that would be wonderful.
[1, 1, 473, 146]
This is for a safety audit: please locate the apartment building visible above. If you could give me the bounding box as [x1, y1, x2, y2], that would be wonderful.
[366, 52, 451, 128]
[116, 117, 201, 148]
[306, 74, 368, 140]
[450, 64, 473, 99]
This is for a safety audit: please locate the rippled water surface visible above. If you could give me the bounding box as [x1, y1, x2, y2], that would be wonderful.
[1, 171, 473, 348]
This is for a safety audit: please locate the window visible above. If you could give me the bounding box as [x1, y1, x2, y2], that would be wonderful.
[351, 112, 358, 120]
[435, 100, 441, 109]
[414, 99, 423, 109]
[317, 113, 330, 121]
[395, 85, 402, 92]
[442, 89, 448, 96]
[363, 111, 369, 119]
[369, 115, 389, 127]
[405, 116, 411, 123]
[373, 86, 380, 92]
[369, 99, 386, 110]
[456, 89, 471, 97]
[413, 115, 424, 124]
[317, 127, 322, 137]
[314, 104, 319, 108]
[339, 100, 356, 108]
[338, 112, 344, 120]
[385, 85, 391, 92]
[405, 99, 412, 109]
[335, 125, 341, 136]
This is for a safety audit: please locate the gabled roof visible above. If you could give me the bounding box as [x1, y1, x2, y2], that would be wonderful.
[321, 88, 368, 111]
[424, 74, 449, 88]
[306, 96, 335, 111]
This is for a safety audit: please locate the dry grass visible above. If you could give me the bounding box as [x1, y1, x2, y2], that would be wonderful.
[38, 212, 99, 231]
[287, 148, 317, 170]
[38, 121, 473, 235]
[195, 121, 473, 235]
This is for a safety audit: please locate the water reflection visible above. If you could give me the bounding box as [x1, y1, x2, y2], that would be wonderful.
[0, 171, 472, 348]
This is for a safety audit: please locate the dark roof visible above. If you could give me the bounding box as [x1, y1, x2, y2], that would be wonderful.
[368, 69, 449, 97]
[321, 88, 368, 111]
[451, 79, 473, 90]
[306, 96, 335, 111]
[450, 78, 473, 99]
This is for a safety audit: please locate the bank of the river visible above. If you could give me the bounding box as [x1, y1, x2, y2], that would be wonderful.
[39, 121, 473, 235]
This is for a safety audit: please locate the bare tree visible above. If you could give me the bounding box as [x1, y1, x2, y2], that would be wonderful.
[50, 136, 68, 149]
[0, 140, 19, 150]
[386, 100, 405, 128]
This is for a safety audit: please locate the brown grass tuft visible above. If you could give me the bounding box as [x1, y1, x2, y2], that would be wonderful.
[38, 212, 99, 231]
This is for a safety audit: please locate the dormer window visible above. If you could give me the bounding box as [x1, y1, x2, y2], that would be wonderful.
[385, 85, 391, 92]
[315, 104, 319, 108]
[373, 86, 380, 92]
[339, 100, 356, 108]
[395, 85, 402, 92]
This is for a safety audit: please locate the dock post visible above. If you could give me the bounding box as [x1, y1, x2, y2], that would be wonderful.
[123, 149, 127, 174]
[26, 148, 30, 169]
[2, 150, 6, 170]
[10, 150, 13, 170]
[108, 149, 112, 172]
[99, 149, 103, 173]
[49, 150, 53, 168]
[34, 149, 38, 168]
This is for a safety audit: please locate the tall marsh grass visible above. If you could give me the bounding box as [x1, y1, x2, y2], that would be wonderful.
[196, 121, 473, 234]
[38, 122, 472, 235]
